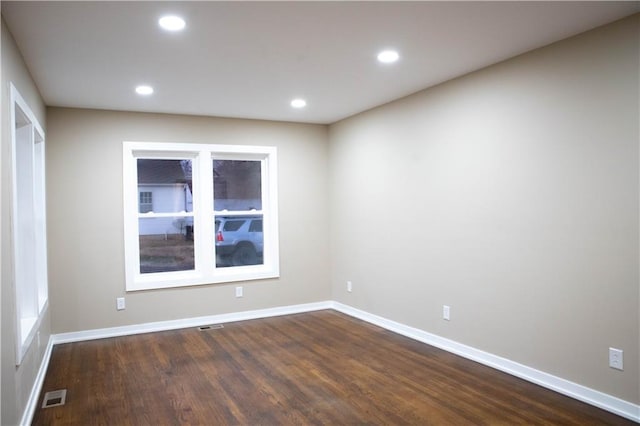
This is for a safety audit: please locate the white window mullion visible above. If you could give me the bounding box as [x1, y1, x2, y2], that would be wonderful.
[196, 152, 214, 275]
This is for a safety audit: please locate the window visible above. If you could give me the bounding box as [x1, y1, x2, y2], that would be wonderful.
[249, 219, 262, 233]
[10, 83, 48, 365]
[123, 142, 279, 291]
[139, 191, 153, 213]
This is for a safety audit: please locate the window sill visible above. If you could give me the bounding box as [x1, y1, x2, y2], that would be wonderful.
[126, 265, 280, 292]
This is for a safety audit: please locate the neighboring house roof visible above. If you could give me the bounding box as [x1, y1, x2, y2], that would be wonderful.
[137, 159, 191, 185]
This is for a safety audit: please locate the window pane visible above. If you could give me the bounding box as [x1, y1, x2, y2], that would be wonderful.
[215, 215, 263, 268]
[138, 159, 193, 213]
[213, 160, 262, 211]
[139, 217, 194, 273]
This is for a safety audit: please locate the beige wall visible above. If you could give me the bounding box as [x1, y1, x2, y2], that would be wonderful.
[46, 108, 330, 333]
[329, 15, 639, 404]
[1, 17, 51, 426]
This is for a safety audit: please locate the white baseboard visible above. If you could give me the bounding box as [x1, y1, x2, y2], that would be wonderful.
[24, 300, 639, 424]
[52, 301, 332, 344]
[330, 301, 640, 423]
[20, 336, 55, 426]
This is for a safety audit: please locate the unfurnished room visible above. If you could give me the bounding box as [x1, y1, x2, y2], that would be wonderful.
[1, 1, 639, 425]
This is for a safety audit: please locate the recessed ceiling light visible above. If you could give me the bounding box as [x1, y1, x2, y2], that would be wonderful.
[291, 99, 307, 109]
[377, 50, 399, 64]
[159, 15, 186, 32]
[135, 85, 154, 95]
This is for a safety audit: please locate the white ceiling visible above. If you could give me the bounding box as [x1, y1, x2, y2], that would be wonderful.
[2, 1, 638, 124]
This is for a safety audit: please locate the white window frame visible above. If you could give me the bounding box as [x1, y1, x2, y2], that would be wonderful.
[10, 83, 48, 365]
[123, 142, 279, 291]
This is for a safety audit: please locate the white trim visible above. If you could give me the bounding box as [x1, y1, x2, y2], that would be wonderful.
[52, 301, 332, 344]
[19, 336, 55, 426]
[9, 83, 44, 138]
[22, 301, 639, 424]
[330, 301, 640, 423]
[9, 83, 48, 365]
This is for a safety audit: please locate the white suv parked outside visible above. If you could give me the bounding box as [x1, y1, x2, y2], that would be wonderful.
[215, 216, 263, 267]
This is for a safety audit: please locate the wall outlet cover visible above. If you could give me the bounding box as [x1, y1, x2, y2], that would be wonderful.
[443, 305, 450, 321]
[609, 347, 623, 370]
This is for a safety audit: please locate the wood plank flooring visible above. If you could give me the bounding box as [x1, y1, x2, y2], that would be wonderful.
[33, 310, 634, 425]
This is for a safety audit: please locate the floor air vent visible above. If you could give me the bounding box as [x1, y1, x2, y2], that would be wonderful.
[198, 324, 224, 331]
[42, 389, 67, 408]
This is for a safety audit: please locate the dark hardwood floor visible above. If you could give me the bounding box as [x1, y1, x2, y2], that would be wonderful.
[33, 310, 634, 425]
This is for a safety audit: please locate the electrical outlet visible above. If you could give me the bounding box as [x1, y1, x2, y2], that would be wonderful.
[609, 348, 623, 370]
[443, 305, 450, 321]
[116, 297, 125, 311]
[235, 286, 243, 298]
[347, 281, 353, 292]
